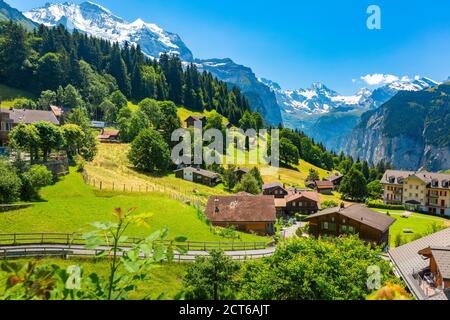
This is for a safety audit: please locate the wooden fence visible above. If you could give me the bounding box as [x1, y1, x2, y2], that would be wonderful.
[0, 233, 268, 252]
[81, 172, 207, 207]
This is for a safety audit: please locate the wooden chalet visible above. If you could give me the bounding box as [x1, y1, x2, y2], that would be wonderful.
[234, 167, 250, 181]
[306, 204, 396, 248]
[262, 182, 288, 198]
[97, 128, 120, 143]
[185, 115, 206, 128]
[174, 166, 221, 187]
[274, 190, 321, 216]
[326, 173, 344, 188]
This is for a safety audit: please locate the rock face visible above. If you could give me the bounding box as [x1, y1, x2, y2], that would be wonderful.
[346, 82, 450, 171]
[195, 59, 283, 125]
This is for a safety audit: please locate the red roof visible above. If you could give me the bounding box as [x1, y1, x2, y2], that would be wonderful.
[315, 180, 334, 189]
[205, 195, 276, 223]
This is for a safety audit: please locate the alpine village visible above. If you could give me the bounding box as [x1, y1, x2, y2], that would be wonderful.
[0, 0, 449, 302]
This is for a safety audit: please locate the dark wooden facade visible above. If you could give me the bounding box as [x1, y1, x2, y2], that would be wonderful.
[185, 116, 206, 128]
[263, 183, 288, 198]
[306, 205, 396, 248]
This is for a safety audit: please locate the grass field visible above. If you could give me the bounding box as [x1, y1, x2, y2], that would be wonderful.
[0, 84, 35, 108]
[1, 258, 187, 300]
[85, 144, 230, 204]
[373, 209, 450, 246]
[0, 168, 267, 243]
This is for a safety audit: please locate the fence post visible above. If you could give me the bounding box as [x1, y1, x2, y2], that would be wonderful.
[112, 182, 115, 191]
[100, 181, 103, 190]
[13, 233, 16, 245]
[41, 233, 44, 244]
[123, 184, 126, 192]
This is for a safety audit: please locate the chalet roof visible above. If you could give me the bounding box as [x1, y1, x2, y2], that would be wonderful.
[306, 205, 396, 232]
[389, 228, 450, 300]
[285, 191, 320, 204]
[326, 173, 344, 182]
[50, 105, 63, 117]
[381, 170, 450, 189]
[2, 108, 59, 125]
[185, 115, 206, 122]
[97, 129, 120, 140]
[315, 180, 334, 189]
[234, 167, 250, 174]
[262, 182, 285, 190]
[174, 167, 220, 179]
[430, 247, 450, 279]
[205, 195, 276, 223]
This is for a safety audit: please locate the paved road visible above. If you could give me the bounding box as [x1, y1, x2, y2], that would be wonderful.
[281, 222, 306, 239]
[0, 244, 277, 262]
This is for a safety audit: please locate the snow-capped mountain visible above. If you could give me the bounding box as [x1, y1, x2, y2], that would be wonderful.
[260, 79, 373, 115]
[263, 76, 440, 153]
[24, 1, 193, 61]
[262, 76, 439, 117]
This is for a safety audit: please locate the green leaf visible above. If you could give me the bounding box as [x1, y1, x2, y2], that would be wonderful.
[174, 236, 188, 243]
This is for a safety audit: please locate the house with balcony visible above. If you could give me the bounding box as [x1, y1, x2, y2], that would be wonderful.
[389, 228, 450, 300]
[381, 170, 450, 217]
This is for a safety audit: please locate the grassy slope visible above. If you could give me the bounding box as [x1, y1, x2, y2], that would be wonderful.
[373, 209, 450, 247]
[0, 84, 35, 108]
[3, 258, 187, 300]
[177, 107, 229, 128]
[85, 143, 229, 202]
[0, 168, 266, 242]
[87, 143, 344, 205]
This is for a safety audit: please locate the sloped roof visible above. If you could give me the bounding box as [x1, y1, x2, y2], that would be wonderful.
[3, 108, 59, 125]
[389, 228, 450, 300]
[381, 170, 450, 188]
[326, 173, 343, 182]
[306, 205, 396, 232]
[431, 247, 450, 279]
[315, 180, 334, 189]
[205, 195, 276, 223]
[263, 182, 285, 190]
[174, 166, 220, 179]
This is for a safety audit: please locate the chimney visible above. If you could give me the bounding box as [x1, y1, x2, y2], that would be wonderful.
[214, 198, 220, 214]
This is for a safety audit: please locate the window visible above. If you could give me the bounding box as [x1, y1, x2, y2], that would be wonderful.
[321, 222, 329, 230]
[340, 225, 347, 233]
[292, 202, 297, 207]
[348, 226, 355, 233]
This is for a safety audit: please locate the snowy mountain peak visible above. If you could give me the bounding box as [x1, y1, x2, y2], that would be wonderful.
[24, 1, 193, 61]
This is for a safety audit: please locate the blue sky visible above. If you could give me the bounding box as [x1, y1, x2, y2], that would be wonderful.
[8, 0, 450, 94]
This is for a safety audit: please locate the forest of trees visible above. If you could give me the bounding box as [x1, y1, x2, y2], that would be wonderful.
[0, 22, 250, 124]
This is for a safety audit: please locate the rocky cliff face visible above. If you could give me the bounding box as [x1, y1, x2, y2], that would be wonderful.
[195, 58, 283, 125]
[346, 83, 450, 171]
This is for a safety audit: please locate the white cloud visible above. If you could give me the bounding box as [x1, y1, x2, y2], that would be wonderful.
[360, 73, 420, 86]
[360, 74, 399, 86]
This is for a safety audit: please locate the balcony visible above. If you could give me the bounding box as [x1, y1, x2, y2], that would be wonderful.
[413, 268, 444, 298]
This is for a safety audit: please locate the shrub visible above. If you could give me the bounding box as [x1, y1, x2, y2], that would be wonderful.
[366, 199, 405, 210]
[20, 165, 53, 201]
[0, 160, 22, 203]
[321, 200, 339, 209]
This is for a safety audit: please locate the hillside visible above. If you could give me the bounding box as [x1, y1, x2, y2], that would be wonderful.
[0, 0, 36, 30]
[346, 82, 450, 170]
[85, 143, 343, 205]
[0, 83, 35, 108]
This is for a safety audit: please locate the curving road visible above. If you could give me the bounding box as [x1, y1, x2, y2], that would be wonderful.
[0, 243, 277, 263]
